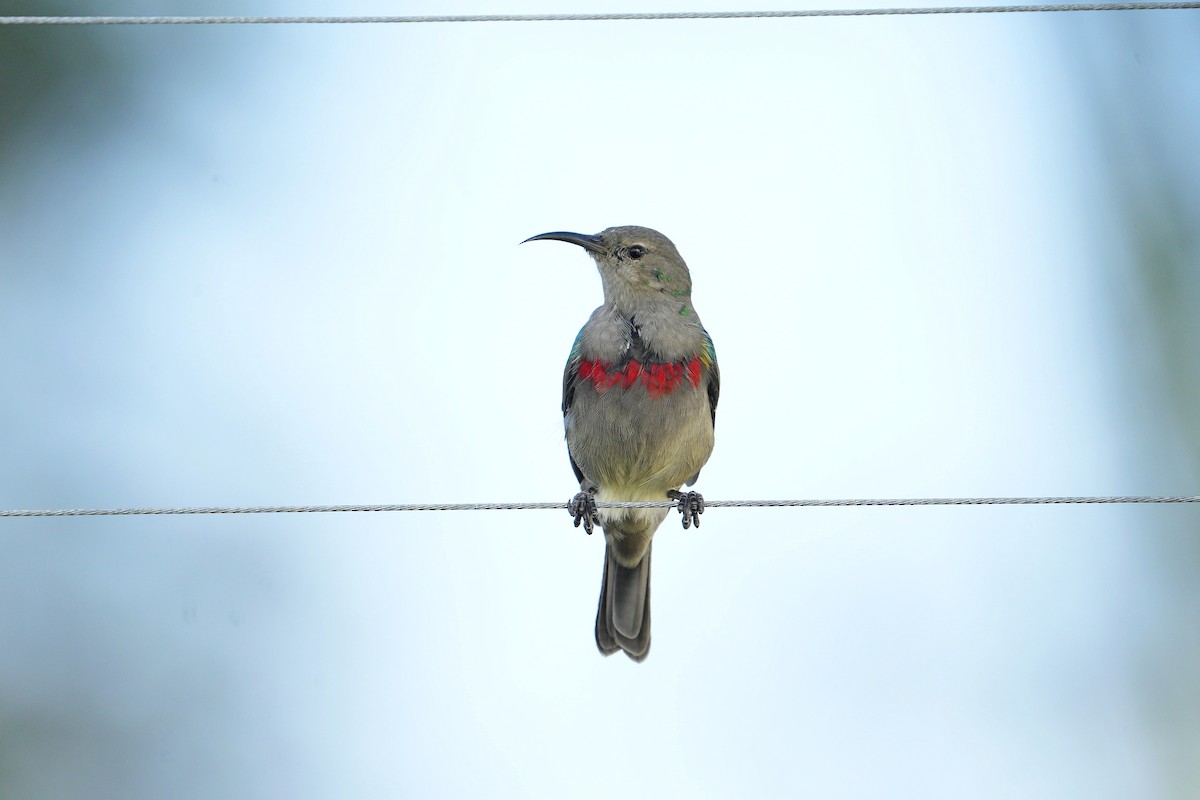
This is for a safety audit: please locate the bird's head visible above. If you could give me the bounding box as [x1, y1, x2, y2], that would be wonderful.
[523, 225, 693, 314]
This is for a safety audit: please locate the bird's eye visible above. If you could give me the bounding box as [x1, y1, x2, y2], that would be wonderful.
[627, 245, 647, 260]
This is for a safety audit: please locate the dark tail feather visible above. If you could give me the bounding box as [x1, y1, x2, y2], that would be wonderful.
[595, 543, 652, 662]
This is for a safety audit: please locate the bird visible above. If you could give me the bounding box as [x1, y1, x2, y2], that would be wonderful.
[523, 226, 719, 661]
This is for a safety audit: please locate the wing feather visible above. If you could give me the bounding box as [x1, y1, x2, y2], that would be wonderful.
[563, 330, 585, 484]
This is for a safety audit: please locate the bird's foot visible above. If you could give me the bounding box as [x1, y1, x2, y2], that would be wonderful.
[667, 490, 705, 529]
[569, 491, 600, 535]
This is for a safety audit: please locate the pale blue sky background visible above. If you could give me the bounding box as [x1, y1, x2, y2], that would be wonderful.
[1, 2, 1199, 798]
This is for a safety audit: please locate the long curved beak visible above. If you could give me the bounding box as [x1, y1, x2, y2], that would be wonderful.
[521, 231, 605, 254]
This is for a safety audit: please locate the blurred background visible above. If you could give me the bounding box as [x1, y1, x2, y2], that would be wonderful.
[1, 1, 1198, 797]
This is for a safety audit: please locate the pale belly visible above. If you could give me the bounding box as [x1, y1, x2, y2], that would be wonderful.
[565, 380, 714, 500]
[565, 376, 714, 566]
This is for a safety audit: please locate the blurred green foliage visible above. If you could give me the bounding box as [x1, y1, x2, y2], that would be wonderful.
[0, 1, 129, 175]
[1071, 17, 1200, 798]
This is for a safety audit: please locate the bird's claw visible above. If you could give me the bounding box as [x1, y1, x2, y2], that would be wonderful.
[569, 491, 600, 535]
[667, 490, 705, 529]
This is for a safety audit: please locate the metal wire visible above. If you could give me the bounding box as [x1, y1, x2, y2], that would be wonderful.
[2, 495, 1198, 517]
[2, 4, 1198, 25]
